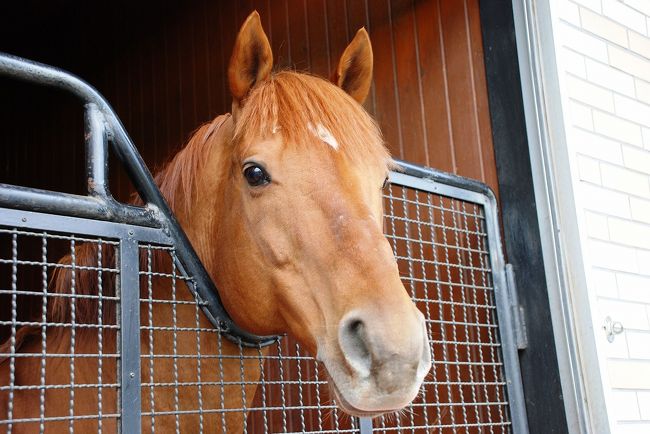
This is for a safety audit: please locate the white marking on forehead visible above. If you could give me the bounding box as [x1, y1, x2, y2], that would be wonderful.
[308, 122, 339, 150]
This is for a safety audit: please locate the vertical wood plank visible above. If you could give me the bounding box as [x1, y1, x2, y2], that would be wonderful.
[391, 0, 428, 165]
[439, 0, 485, 183]
[368, 0, 402, 158]
[415, 0, 455, 173]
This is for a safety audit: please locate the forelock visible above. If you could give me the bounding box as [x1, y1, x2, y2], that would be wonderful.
[232, 71, 390, 168]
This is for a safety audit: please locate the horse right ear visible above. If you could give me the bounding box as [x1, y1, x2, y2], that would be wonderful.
[333, 28, 373, 104]
[228, 11, 273, 118]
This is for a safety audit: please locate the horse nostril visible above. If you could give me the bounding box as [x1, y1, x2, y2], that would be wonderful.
[348, 319, 363, 337]
[339, 316, 372, 377]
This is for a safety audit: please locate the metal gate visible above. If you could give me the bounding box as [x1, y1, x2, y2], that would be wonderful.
[0, 54, 528, 433]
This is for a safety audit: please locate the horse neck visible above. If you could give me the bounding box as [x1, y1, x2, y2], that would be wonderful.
[160, 114, 234, 279]
[145, 126, 265, 420]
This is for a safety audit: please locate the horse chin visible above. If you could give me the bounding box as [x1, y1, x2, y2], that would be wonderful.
[321, 364, 422, 419]
[326, 375, 389, 418]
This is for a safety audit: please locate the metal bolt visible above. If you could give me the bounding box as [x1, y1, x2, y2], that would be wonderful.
[603, 316, 624, 343]
[21, 217, 27, 222]
[128, 229, 134, 236]
[129, 372, 135, 378]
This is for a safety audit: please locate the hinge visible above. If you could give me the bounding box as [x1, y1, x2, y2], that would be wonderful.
[505, 264, 528, 350]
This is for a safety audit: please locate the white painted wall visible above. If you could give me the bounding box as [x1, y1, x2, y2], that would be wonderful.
[548, 0, 650, 432]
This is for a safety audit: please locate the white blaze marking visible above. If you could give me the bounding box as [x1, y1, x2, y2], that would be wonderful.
[308, 122, 339, 150]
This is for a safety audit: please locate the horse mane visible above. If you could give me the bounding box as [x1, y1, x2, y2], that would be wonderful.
[233, 71, 390, 168]
[11, 69, 391, 341]
[154, 114, 230, 216]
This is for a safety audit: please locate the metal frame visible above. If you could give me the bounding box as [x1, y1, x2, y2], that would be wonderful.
[0, 207, 166, 433]
[390, 161, 530, 434]
[0, 53, 529, 432]
[0, 52, 276, 349]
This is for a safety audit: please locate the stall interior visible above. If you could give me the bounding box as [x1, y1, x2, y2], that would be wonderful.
[0, 1, 504, 432]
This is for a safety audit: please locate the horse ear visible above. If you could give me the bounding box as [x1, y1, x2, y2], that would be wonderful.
[228, 11, 273, 112]
[333, 28, 373, 104]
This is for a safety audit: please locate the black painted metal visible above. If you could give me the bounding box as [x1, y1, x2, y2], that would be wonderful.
[478, 1, 570, 432]
[0, 52, 277, 347]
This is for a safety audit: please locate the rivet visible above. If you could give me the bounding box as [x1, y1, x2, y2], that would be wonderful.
[129, 372, 135, 378]
[21, 217, 27, 222]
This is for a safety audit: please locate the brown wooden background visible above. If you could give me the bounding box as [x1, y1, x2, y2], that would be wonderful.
[1, 0, 502, 432]
[0, 0, 497, 200]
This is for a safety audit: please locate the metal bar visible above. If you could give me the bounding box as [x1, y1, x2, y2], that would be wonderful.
[0, 184, 160, 228]
[0, 207, 171, 245]
[389, 171, 487, 206]
[0, 52, 112, 109]
[359, 417, 373, 434]
[483, 195, 530, 434]
[118, 237, 142, 434]
[394, 159, 496, 201]
[84, 103, 110, 198]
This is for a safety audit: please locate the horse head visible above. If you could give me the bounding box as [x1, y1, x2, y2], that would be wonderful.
[190, 11, 431, 418]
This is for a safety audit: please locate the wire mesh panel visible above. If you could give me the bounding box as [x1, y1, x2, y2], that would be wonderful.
[138, 244, 359, 434]
[377, 182, 511, 433]
[123, 173, 523, 433]
[0, 166, 526, 434]
[0, 226, 120, 432]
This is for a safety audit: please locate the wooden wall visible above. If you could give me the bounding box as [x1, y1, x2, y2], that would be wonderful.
[0, 1, 502, 430]
[0, 0, 497, 200]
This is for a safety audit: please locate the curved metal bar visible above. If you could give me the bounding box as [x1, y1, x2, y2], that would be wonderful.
[0, 52, 277, 347]
[393, 158, 498, 202]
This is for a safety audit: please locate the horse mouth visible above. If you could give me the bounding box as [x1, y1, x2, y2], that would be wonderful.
[326, 374, 392, 419]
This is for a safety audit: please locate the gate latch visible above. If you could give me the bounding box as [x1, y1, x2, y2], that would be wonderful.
[505, 264, 528, 350]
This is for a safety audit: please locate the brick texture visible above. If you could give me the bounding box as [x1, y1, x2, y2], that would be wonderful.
[555, 0, 650, 429]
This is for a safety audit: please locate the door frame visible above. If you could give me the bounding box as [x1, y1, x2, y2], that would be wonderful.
[479, 0, 610, 432]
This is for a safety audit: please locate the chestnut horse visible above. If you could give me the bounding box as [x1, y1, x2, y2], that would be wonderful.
[0, 11, 431, 433]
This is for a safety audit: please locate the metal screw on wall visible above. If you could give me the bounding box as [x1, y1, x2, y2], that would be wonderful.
[603, 316, 624, 343]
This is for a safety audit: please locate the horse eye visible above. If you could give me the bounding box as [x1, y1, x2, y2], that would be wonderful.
[243, 164, 271, 187]
[382, 176, 389, 190]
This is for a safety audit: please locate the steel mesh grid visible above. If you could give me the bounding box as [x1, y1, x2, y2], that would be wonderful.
[377, 184, 512, 433]
[139, 243, 358, 433]
[0, 180, 514, 433]
[0, 226, 120, 433]
[135, 182, 512, 433]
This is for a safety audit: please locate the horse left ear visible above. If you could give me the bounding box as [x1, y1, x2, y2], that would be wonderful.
[333, 28, 373, 104]
[228, 11, 273, 116]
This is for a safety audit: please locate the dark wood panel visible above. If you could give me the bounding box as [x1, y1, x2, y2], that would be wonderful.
[0, 0, 497, 199]
[0, 0, 506, 431]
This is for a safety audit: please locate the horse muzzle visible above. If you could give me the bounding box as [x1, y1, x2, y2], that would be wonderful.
[320, 305, 432, 417]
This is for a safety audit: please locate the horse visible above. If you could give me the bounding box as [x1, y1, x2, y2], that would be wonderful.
[0, 11, 431, 433]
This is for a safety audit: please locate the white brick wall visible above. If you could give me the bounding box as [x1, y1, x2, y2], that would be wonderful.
[553, 0, 650, 431]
